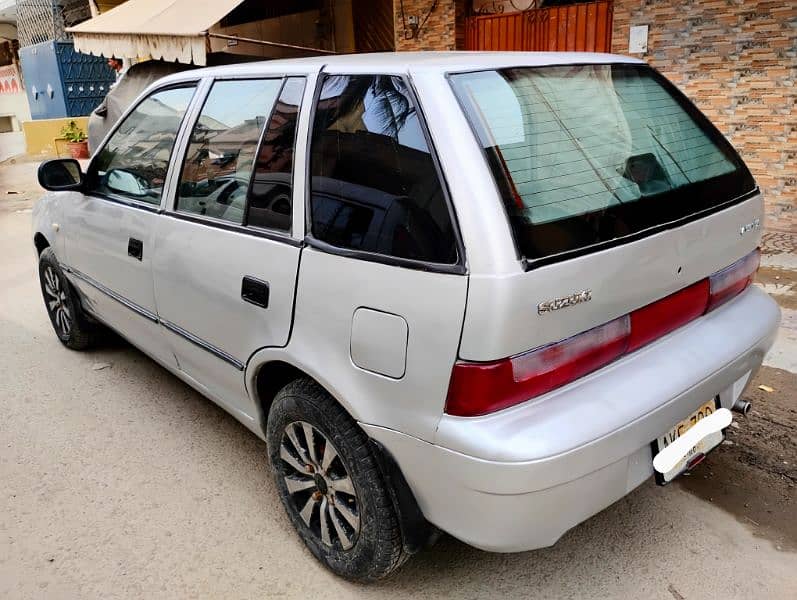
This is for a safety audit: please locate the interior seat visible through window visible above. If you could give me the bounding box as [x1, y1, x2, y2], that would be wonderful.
[308, 74, 458, 265]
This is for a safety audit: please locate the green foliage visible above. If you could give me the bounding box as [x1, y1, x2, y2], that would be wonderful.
[60, 120, 87, 143]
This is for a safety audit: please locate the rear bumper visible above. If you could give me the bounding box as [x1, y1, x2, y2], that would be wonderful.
[362, 287, 780, 552]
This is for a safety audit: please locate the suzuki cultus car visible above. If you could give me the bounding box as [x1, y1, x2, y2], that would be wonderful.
[33, 53, 780, 580]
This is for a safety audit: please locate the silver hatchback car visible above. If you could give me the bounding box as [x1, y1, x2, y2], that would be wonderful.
[33, 52, 780, 580]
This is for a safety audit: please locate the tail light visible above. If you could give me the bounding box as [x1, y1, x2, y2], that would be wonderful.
[707, 249, 760, 311]
[627, 280, 709, 353]
[446, 318, 629, 417]
[446, 248, 760, 417]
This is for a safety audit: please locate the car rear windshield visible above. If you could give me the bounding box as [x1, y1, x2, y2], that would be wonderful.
[449, 64, 755, 265]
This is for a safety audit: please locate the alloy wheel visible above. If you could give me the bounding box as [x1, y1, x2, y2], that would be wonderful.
[279, 421, 360, 550]
[43, 265, 72, 337]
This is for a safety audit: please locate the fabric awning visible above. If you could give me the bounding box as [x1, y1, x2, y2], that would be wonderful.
[67, 0, 247, 65]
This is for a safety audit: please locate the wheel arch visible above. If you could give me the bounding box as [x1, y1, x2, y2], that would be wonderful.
[32, 190, 67, 259]
[246, 350, 361, 438]
[247, 349, 436, 556]
[34, 232, 50, 255]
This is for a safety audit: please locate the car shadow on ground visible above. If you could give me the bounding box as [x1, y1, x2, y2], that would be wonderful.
[76, 334, 776, 595]
[7, 307, 791, 598]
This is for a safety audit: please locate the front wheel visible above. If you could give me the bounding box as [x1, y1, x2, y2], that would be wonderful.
[266, 378, 408, 581]
[38, 248, 97, 350]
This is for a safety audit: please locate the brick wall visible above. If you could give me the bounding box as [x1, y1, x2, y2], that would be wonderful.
[393, 0, 466, 51]
[613, 0, 797, 212]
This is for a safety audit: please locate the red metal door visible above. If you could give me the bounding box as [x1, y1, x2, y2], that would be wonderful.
[465, 1, 613, 52]
[465, 11, 528, 51]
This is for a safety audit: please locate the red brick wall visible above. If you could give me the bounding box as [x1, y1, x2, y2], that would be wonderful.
[393, 0, 466, 51]
[613, 0, 796, 211]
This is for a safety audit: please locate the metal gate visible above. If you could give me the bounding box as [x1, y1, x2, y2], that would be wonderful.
[17, 0, 91, 47]
[465, 1, 613, 53]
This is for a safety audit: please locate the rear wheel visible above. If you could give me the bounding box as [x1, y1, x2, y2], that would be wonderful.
[266, 378, 407, 581]
[38, 248, 97, 350]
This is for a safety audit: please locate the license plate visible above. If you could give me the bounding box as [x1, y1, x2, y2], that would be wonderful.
[653, 397, 723, 484]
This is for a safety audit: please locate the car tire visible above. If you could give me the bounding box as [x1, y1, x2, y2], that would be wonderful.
[38, 248, 97, 350]
[267, 378, 408, 581]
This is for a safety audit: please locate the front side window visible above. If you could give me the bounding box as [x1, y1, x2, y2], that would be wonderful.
[450, 64, 755, 263]
[309, 74, 458, 264]
[89, 85, 196, 205]
[176, 79, 282, 224]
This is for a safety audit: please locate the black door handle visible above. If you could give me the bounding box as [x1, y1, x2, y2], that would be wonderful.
[128, 237, 143, 261]
[241, 276, 269, 308]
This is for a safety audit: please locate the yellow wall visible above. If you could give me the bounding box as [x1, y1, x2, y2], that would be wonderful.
[23, 117, 89, 157]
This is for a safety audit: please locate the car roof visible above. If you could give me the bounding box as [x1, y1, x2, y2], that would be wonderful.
[157, 51, 645, 84]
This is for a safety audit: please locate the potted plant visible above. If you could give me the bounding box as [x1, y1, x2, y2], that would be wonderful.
[60, 120, 89, 159]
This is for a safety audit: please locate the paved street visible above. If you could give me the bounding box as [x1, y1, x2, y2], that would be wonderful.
[1, 158, 796, 599]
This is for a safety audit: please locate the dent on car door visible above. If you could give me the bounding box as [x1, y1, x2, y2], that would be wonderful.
[293, 74, 468, 442]
[152, 77, 306, 423]
[63, 84, 197, 365]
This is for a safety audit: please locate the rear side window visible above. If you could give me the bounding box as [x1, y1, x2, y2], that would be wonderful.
[246, 77, 305, 232]
[176, 79, 282, 224]
[450, 64, 755, 263]
[89, 85, 196, 205]
[309, 74, 457, 265]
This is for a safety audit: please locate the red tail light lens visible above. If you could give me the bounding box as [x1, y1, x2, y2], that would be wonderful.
[446, 317, 629, 417]
[627, 280, 709, 353]
[707, 248, 760, 311]
[445, 359, 516, 417]
[446, 249, 760, 417]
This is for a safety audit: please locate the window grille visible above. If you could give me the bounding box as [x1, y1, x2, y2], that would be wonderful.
[17, 0, 91, 47]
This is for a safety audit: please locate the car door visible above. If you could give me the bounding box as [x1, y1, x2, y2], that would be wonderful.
[290, 73, 469, 442]
[152, 76, 307, 423]
[63, 83, 198, 366]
